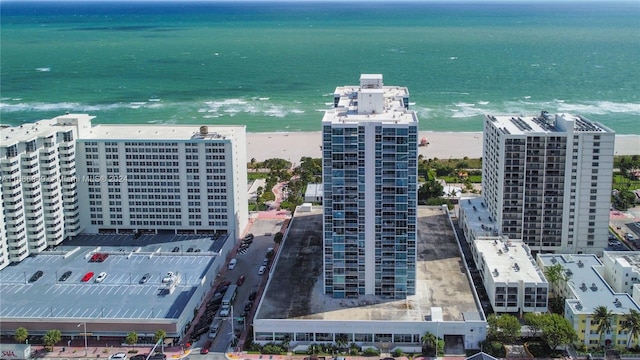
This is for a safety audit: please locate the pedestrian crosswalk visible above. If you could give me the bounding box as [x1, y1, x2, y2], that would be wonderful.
[237, 247, 249, 255]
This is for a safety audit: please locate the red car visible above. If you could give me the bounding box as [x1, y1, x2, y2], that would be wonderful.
[236, 275, 245, 286]
[81, 272, 95, 282]
[200, 341, 212, 354]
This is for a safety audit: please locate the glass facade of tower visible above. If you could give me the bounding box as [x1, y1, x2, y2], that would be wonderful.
[323, 123, 418, 299]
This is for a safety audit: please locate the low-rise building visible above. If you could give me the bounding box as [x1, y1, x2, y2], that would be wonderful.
[538, 254, 640, 349]
[471, 237, 548, 314]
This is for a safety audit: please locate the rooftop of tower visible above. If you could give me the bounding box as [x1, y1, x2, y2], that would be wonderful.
[322, 74, 418, 126]
[486, 112, 615, 136]
[80, 124, 245, 141]
[255, 206, 483, 322]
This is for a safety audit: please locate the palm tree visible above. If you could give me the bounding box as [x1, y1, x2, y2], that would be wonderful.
[593, 306, 614, 348]
[623, 309, 640, 348]
[421, 332, 437, 356]
[544, 263, 567, 297]
[125, 332, 138, 351]
[14, 327, 29, 344]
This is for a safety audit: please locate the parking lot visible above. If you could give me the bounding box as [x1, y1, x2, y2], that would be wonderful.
[610, 205, 640, 249]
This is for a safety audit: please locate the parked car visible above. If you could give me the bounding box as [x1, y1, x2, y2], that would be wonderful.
[200, 341, 212, 354]
[244, 301, 252, 311]
[209, 320, 222, 339]
[162, 272, 177, 283]
[95, 272, 108, 283]
[228, 258, 237, 270]
[626, 233, 636, 241]
[248, 290, 257, 301]
[29, 270, 44, 283]
[81, 272, 95, 282]
[151, 353, 166, 360]
[171, 246, 180, 253]
[258, 265, 266, 275]
[237, 275, 246, 286]
[108, 353, 128, 360]
[139, 273, 151, 284]
[263, 258, 269, 266]
[59, 271, 72, 282]
[130, 355, 146, 360]
[186, 247, 194, 252]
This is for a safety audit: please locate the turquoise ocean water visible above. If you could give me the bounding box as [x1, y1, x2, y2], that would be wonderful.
[1, 1, 639, 133]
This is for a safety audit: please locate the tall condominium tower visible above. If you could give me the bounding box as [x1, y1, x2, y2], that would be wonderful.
[322, 74, 418, 299]
[482, 111, 615, 254]
[0, 114, 91, 269]
[0, 114, 248, 271]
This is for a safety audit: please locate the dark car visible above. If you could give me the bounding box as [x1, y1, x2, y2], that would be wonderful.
[29, 270, 44, 283]
[186, 247, 194, 253]
[248, 290, 257, 301]
[59, 271, 72, 282]
[171, 247, 180, 253]
[131, 355, 146, 360]
[237, 275, 246, 286]
[151, 353, 166, 360]
[139, 273, 151, 284]
[244, 301, 252, 312]
[217, 285, 229, 294]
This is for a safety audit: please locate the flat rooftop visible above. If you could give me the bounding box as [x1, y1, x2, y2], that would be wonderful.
[538, 254, 639, 315]
[79, 124, 245, 141]
[257, 206, 482, 322]
[487, 112, 613, 135]
[0, 233, 227, 321]
[460, 197, 499, 237]
[475, 238, 545, 284]
[0, 117, 82, 145]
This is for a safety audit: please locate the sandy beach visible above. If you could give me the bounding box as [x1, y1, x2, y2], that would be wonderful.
[246, 131, 639, 163]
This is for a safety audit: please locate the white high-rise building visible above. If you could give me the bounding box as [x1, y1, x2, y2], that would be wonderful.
[0, 114, 91, 270]
[482, 111, 615, 254]
[75, 123, 248, 236]
[0, 114, 248, 270]
[322, 74, 418, 299]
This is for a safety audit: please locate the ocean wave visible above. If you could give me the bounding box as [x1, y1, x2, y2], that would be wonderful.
[36, 67, 51, 72]
[414, 99, 640, 120]
[0, 101, 118, 113]
[198, 98, 303, 119]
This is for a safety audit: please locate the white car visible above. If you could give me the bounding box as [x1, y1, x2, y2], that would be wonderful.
[109, 353, 127, 360]
[95, 272, 107, 283]
[219, 306, 230, 317]
[258, 265, 266, 275]
[162, 271, 176, 283]
[228, 258, 237, 270]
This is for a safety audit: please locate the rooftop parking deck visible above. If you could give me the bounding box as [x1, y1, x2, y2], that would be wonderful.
[256, 206, 482, 322]
[0, 233, 228, 322]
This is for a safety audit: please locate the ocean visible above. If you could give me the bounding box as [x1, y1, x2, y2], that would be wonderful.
[1, 1, 639, 134]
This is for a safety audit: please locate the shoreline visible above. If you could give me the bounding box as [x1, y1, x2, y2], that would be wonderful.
[246, 131, 639, 162]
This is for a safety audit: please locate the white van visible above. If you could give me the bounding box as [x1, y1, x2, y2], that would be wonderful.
[228, 258, 237, 270]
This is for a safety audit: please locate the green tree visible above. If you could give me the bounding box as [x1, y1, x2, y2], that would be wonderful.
[623, 309, 640, 348]
[544, 263, 570, 298]
[421, 332, 437, 356]
[335, 333, 348, 349]
[541, 313, 578, 350]
[273, 232, 283, 245]
[153, 329, 166, 344]
[14, 327, 29, 344]
[125, 332, 138, 350]
[43, 329, 62, 351]
[487, 314, 521, 344]
[523, 312, 545, 337]
[418, 179, 444, 204]
[593, 306, 614, 348]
